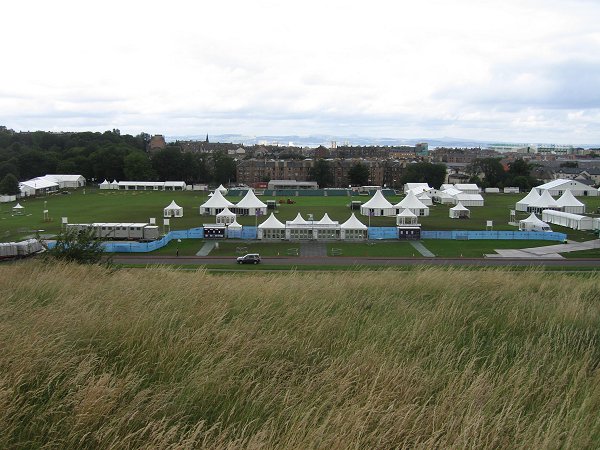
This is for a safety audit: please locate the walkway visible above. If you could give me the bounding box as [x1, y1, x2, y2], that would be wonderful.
[300, 242, 328, 257]
[196, 241, 217, 256]
[485, 239, 600, 259]
[409, 241, 435, 257]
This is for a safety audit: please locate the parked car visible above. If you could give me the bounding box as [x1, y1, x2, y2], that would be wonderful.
[236, 253, 261, 264]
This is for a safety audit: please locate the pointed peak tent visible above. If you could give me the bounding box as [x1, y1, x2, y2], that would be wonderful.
[227, 219, 242, 229]
[519, 213, 552, 232]
[164, 200, 183, 218]
[317, 213, 337, 225]
[340, 213, 367, 230]
[556, 190, 584, 207]
[165, 200, 181, 209]
[450, 202, 469, 211]
[397, 208, 417, 217]
[236, 189, 267, 208]
[362, 190, 393, 209]
[394, 190, 427, 209]
[288, 212, 309, 225]
[201, 190, 234, 208]
[258, 212, 285, 229]
[216, 184, 228, 195]
[516, 188, 541, 211]
[528, 189, 559, 209]
[13, 203, 24, 209]
[216, 207, 235, 217]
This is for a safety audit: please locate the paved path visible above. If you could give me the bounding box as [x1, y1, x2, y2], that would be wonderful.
[409, 241, 435, 257]
[300, 242, 327, 257]
[486, 239, 600, 259]
[196, 241, 216, 256]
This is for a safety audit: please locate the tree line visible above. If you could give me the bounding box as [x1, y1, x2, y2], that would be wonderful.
[0, 127, 237, 194]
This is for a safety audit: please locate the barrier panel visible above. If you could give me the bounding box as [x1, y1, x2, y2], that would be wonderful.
[226, 228, 243, 239]
[241, 226, 258, 239]
[368, 227, 398, 239]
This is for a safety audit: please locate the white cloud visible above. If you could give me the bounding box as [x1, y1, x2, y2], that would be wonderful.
[1, 0, 599, 143]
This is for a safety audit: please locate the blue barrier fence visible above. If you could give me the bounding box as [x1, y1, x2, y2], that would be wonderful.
[47, 227, 567, 253]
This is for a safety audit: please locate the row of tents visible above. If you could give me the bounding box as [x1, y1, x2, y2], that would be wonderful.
[516, 189, 586, 214]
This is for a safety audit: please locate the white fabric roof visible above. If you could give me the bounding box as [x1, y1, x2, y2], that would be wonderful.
[397, 208, 417, 217]
[442, 187, 462, 196]
[288, 212, 308, 225]
[394, 191, 428, 209]
[216, 207, 235, 217]
[454, 183, 480, 191]
[450, 202, 469, 211]
[362, 190, 393, 209]
[536, 178, 590, 190]
[340, 213, 367, 230]
[455, 193, 484, 201]
[417, 191, 431, 199]
[556, 190, 585, 207]
[216, 184, 228, 195]
[528, 189, 559, 208]
[258, 213, 285, 229]
[20, 178, 59, 189]
[99, 179, 109, 185]
[517, 189, 540, 205]
[236, 189, 267, 208]
[520, 213, 549, 226]
[227, 220, 242, 229]
[200, 190, 234, 208]
[13, 203, 24, 209]
[164, 200, 182, 210]
[43, 174, 85, 182]
[317, 213, 338, 225]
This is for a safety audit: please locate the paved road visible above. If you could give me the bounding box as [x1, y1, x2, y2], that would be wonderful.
[112, 255, 600, 268]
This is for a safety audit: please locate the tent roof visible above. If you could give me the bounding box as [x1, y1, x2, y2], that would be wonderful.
[20, 178, 59, 189]
[340, 213, 367, 230]
[112, 179, 118, 183]
[442, 187, 462, 196]
[397, 208, 417, 217]
[417, 191, 431, 199]
[528, 189, 559, 208]
[450, 202, 469, 211]
[394, 190, 428, 209]
[517, 189, 540, 205]
[288, 212, 308, 225]
[99, 179, 109, 185]
[556, 189, 585, 207]
[43, 174, 85, 182]
[258, 212, 285, 229]
[13, 203, 24, 209]
[200, 190, 234, 208]
[362, 190, 393, 209]
[317, 213, 338, 225]
[454, 183, 480, 191]
[164, 200, 182, 209]
[216, 207, 236, 217]
[520, 213, 550, 226]
[216, 184, 228, 194]
[455, 193, 484, 201]
[236, 189, 267, 208]
[536, 178, 591, 190]
[227, 219, 242, 228]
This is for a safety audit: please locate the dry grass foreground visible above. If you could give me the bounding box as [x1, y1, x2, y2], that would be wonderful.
[1, 263, 600, 449]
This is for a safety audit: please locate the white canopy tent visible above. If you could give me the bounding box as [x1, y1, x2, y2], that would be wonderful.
[404, 183, 431, 194]
[12, 203, 24, 215]
[453, 192, 484, 207]
[216, 207, 236, 224]
[536, 179, 598, 197]
[393, 191, 429, 216]
[449, 202, 470, 219]
[556, 190, 586, 214]
[542, 210, 593, 230]
[516, 189, 540, 212]
[257, 213, 285, 239]
[396, 208, 419, 225]
[200, 190, 235, 215]
[527, 190, 560, 213]
[99, 179, 110, 190]
[163, 200, 183, 218]
[360, 190, 395, 216]
[226, 219, 243, 238]
[216, 184, 228, 195]
[233, 189, 267, 216]
[340, 213, 368, 240]
[417, 191, 433, 206]
[519, 213, 552, 232]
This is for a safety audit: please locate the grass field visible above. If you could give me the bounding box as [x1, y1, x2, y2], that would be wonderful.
[422, 239, 558, 257]
[2, 188, 600, 242]
[2, 262, 600, 448]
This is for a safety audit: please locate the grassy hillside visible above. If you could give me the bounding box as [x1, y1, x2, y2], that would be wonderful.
[1, 263, 600, 448]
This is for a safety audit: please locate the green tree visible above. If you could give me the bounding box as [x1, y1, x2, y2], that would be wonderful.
[348, 162, 369, 186]
[0, 173, 19, 195]
[46, 227, 105, 265]
[212, 152, 237, 184]
[309, 159, 334, 187]
[508, 158, 532, 177]
[468, 158, 505, 188]
[400, 162, 446, 188]
[124, 151, 157, 180]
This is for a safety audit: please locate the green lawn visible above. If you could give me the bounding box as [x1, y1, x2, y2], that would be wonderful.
[421, 239, 558, 257]
[561, 248, 600, 258]
[2, 188, 599, 243]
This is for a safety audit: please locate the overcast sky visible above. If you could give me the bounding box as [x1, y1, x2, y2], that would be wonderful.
[1, 0, 600, 144]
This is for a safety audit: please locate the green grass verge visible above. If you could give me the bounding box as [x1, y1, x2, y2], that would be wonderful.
[421, 239, 558, 257]
[562, 248, 600, 258]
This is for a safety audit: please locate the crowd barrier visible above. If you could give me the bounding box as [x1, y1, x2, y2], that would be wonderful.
[46, 227, 567, 254]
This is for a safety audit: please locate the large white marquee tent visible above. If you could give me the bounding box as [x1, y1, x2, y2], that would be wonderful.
[541, 210, 593, 230]
[535, 179, 598, 197]
[360, 190, 395, 216]
[555, 190, 586, 214]
[393, 191, 430, 216]
[199, 190, 234, 215]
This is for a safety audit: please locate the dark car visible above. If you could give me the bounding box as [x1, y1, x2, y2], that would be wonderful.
[236, 253, 261, 264]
